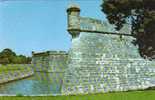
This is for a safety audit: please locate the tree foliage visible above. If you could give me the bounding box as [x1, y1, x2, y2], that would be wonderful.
[101, 0, 155, 59]
[0, 48, 31, 64]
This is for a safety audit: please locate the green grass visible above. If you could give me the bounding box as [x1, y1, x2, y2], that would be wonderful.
[0, 90, 155, 100]
[0, 64, 32, 74]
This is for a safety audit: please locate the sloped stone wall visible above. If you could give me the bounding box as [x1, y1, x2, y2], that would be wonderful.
[62, 32, 155, 94]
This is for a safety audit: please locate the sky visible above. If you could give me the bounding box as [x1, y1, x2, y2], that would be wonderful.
[0, 0, 106, 56]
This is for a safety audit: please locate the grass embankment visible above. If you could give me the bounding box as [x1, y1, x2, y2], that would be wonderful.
[0, 90, 155, 100]
[0, 64, 32, 74]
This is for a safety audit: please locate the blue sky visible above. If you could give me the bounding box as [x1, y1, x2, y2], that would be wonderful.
[0, 0, 106, 56]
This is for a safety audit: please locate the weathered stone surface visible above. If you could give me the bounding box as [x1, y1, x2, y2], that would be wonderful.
[32, 51, 68, 72]
[0, 64, 34, 84]
[32, 51, 68, 91]
[62, 4, 155, 95]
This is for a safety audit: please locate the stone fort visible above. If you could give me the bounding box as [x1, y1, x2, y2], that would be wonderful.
[32, 4, 155, 95]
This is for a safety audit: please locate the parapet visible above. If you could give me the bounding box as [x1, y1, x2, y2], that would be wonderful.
[32, 51, 68, 57]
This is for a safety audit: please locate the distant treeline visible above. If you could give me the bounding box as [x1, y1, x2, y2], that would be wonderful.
[0, 48, 31, 64]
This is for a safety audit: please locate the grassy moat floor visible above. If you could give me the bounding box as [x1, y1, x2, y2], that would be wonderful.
[0, 90, 155, 100]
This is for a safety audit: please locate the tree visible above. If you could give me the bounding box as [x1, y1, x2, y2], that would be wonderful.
[26, 57, 32, 64]
[0, 58, 9, 65]
[101, 0, 155, 59]
[0, 48, 32, 64]
[0, 48, 16, 64]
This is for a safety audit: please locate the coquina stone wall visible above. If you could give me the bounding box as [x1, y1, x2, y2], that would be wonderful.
[0, 64, 34, 84]
[32, 51, 68, 92]
[0, 70, 34, 84]
[32, 51, 68, 72]
[62, 4, 155, 95]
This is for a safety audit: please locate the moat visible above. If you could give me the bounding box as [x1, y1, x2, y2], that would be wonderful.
[0, 72, 62, 95]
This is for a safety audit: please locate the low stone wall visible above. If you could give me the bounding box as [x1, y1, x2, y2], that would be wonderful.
[0, 64, 34, 84]
[0, 71, 34, 84]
